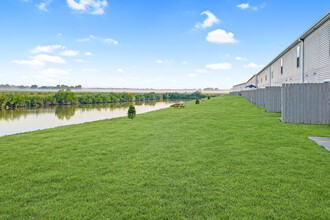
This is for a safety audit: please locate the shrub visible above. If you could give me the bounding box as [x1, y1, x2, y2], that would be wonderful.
[128, 105, 136, 119]
[207, 96, 211, 100]
[195, 99, 200, 104]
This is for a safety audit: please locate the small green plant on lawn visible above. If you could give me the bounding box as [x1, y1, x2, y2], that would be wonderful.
[207, 96, 211, 100]
[128, 105, 136, 119]
[195, 99, 200, 104]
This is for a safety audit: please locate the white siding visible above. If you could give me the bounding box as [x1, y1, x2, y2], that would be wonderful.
[247, 75, 257, 87]
[304, 19, 330, 83]
[271, 43, 303, 86]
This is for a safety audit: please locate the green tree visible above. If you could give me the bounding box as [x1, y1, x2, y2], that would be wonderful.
[128, 105, 136, 119]
[195, 99, 200, 104]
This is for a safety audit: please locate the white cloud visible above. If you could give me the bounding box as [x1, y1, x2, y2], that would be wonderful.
[196, 69, 208, 73]
[33, 54, 66, 64]
[182, 61, 188, 65]
[12, 54, 66, 68]
[117, 68, 124, 73]
[67, 0, 108, 15]
[237, 3, 249, 9]
[187, 73, 197, 77]
[60, 50, 80, 56]
[77, 35, 118, 45]
[85, 52, 92, 56]
[30, 45, 64, 54]
[11, 59, 45, 68]
[104, 38, 118, 45]
[206, 62, 232, 70]
[57, 33, 62, 37]
[206, 29, 236, 43]
[195, 10, 220, 29]
[37, 2, 48, 11]
[156, 59, 173, 64]
[237, 3, 265, 10]
[77, 38, 90, 42]
[37, 0, 53, 12]
[74, 59, 86, 63]
[235, 56, 247, 61]
[82, 68, 99, 72]
[243, 62, 264, 68]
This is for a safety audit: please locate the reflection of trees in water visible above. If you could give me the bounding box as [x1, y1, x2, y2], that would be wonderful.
[0, 100, 173, 122]
[78, 102, 140, 112]
[0, 109, 27, 121]
[144, 100, 157, 106]
[0, 107, 57, 121]
[55, 106, 76, 120]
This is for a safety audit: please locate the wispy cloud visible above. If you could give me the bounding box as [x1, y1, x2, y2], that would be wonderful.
[235, 56, 247, 61]
[12, 54, 66, 68]
[11, 59, 45, 68]
[77, 35, 118, 45]
[85, 52, 92, 56]
[60, 50, 80, 56]
[195, 10, 220, 29]
[206, 29, 236, 43]
[237, 2, 266, 10]
[117, 68, 124, 73]
[156, 59, 173, 64]
[33, 54, 66, 64]
[30, 45, 64, 54]
[105, 38, 118, 45]
[82, 68, 99, 72]
[77, 38, 90, 42]
[237, 3, 249, 10]
[74, 59, 87, 63]
[37, 0, 53, 12]
[187, 73, 197, 77]
[206, 62, 232, 70]
[67, 0, 108, 15]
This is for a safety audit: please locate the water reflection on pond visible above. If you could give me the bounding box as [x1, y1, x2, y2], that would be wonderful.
[0, 100, 179, 137]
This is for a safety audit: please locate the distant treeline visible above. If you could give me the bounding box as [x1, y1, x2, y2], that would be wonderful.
[0, 89, 206, 110]
[0, 84, 82, 90]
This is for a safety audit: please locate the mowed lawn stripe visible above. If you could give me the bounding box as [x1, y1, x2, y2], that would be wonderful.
[0, 95, 329, 219]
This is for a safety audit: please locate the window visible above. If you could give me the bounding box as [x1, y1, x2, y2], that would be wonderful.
[265, 75, 267, 81]
[280, 58, 283, 74]
[297, 46, 300, 68]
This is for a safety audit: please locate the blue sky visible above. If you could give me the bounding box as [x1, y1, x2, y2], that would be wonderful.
[0, 0, 329, 89]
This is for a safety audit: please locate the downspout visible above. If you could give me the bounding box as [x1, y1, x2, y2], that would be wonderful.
[269, 65, 271, 87]
[300, 39, 305, 83]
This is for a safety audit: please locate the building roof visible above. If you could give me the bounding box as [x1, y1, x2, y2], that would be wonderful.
[255, 11, 330, 77]
[232, 10, 330, 88]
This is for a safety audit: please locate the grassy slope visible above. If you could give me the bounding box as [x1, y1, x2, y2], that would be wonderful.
[0, 95, 329, 219]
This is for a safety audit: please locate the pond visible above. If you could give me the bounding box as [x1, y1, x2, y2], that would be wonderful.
[0, 100, 181, 137]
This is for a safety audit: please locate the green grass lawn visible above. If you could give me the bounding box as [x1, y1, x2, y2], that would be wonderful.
[0, 95, 329, 219]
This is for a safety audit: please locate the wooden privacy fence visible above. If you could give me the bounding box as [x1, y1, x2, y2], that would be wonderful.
[230, 83, 330, 124]
[281, 83, 330, 124]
